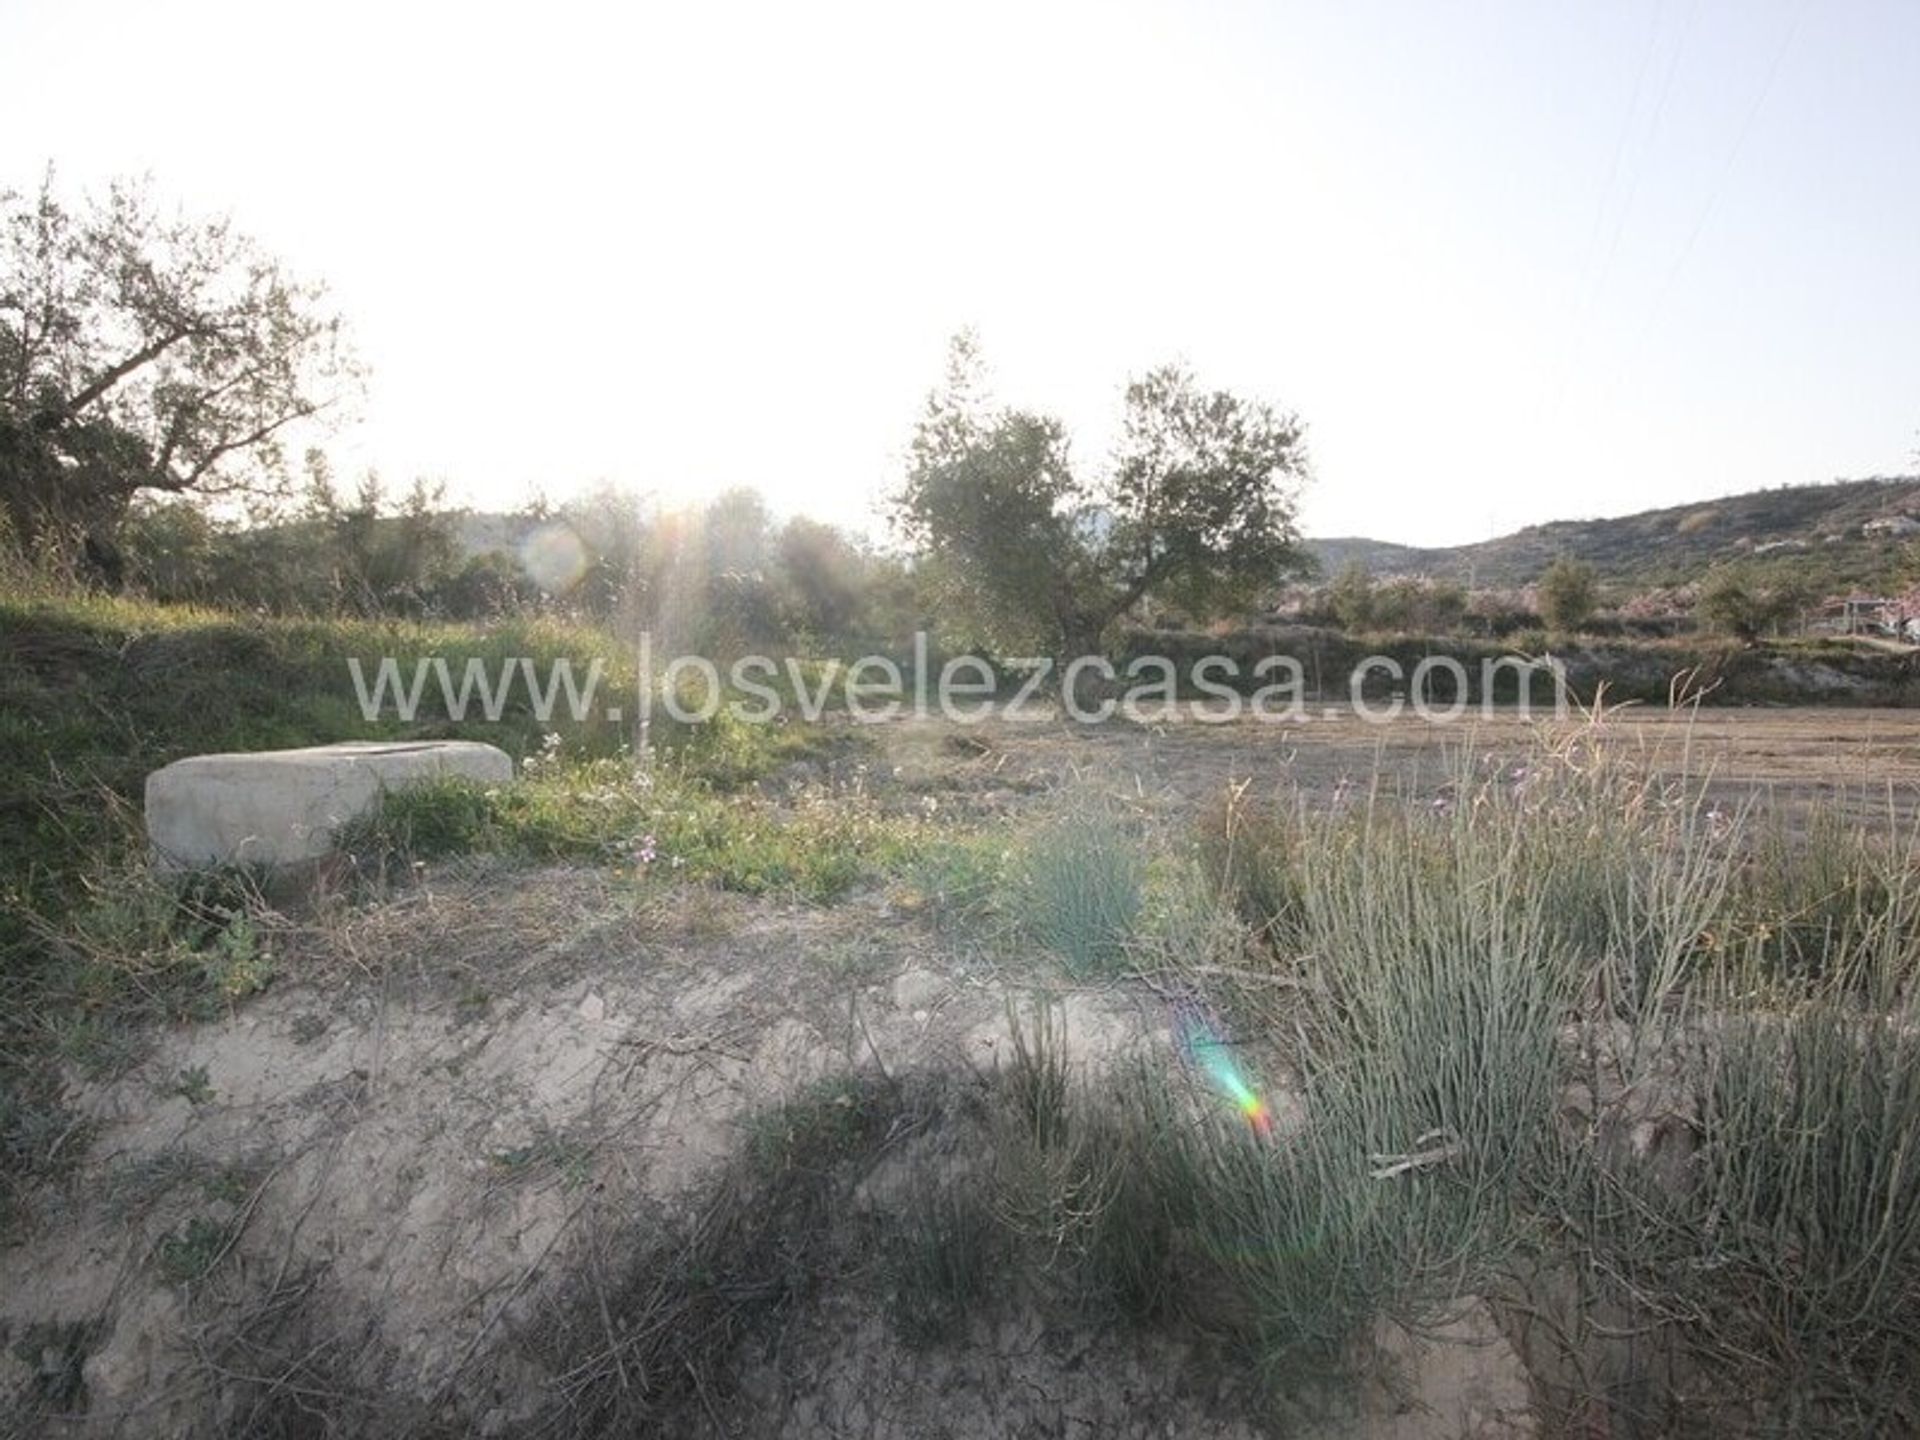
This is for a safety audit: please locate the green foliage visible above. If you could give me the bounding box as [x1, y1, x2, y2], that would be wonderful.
[1003, 994, 1073, 1150]
[775, 515, 868, 640]
[1722, 809, 1919, 991]
[886, 1166, 995, 1346]
[892, 332, 1311, 657]
[300, 467, 464, 615]
[1194, 785, 1302, 943]
[533, 1070, 922, 1433]
[171, 1066, 215, 1106]
[0, 592, 639, 958]
[151, 1214, 235, 1285]
[0, 593, 634, 1227]
[1328, 561, 1374, 631]
[1329, 569, 1472, 635]
[1420, 577, 1469, 632]
[1686, 1011, 1920, 1388]
[342, 755, 928, 903]
[118, 477, 520, 619]
[47, 862, 282, 1030]
[898, 833, 1011, 932]
[1697, 563, 1810, 643]
[0, 173, 357, 549]
[6, 1318, 100, 1414]
[1015, 797, 1145, 975]
[487, 1125, 595, 1190]
[1538, 555, 1597, 633]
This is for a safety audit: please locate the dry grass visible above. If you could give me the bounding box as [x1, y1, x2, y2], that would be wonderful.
[11, 701, 1920, 1436]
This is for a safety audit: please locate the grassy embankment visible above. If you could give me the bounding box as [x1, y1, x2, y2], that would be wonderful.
[0, 584, 907, 1228]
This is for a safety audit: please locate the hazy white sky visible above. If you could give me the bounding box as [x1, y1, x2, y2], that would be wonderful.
[3, 0, 1915, 544]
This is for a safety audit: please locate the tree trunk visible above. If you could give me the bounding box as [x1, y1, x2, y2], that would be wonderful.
[1057, 612, 1115, 716]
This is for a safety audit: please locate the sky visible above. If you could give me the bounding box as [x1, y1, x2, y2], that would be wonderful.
[2, 0, 1916, 546]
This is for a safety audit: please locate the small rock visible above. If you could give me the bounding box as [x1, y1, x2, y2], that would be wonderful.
[578, 992, 606, 1023]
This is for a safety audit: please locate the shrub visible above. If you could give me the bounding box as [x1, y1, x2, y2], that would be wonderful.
[1696, 565, 1809, 643]
[1539, 555, 1597, 633]
[1194, 784, 1302, 944]
[1016, 797, 1144, 975]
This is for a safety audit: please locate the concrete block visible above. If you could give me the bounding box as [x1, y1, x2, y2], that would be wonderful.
[145, 740, 513, 872]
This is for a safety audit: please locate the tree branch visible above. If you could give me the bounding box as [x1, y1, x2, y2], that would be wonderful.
[1099, 549, 1175, 630]
[158, 405, 315, 490]
[49, 327, 194, 423]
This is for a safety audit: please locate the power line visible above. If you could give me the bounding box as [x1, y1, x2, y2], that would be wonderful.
[1632, 0, 1808, 353]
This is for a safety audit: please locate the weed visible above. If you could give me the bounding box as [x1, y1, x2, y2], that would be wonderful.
[488, 1127, 595, 1190]
[288, 1012, 328, 1044]
[1194, 781, 1302, 944]
[0, 1077, 88, 1237]
[103, 1149, 260, 1221]
[531, 1071, 929, 1434]
[897, 833, 1011, 931]
[342, 759, 934, 902]
[887, 1164, 995, 1346]
[811, 937, 890, 982]
[1002, 994, 1071, 1149]
[152, 1214, 234, 1284]
[7, 1318, 102, 1414]
[746, 1072, 893, 1171]
[171, 1066, 215, 1106]
[1017, 795, 1144, 975]
[1723, 809, 1920, 994]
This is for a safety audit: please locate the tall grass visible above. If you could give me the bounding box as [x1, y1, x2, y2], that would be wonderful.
[1186, 722, 1920, 1431]
[1015, 793, 1145, 975]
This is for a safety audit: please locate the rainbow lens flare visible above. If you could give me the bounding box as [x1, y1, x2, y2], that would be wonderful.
[1174, 1004, 1273, 1139]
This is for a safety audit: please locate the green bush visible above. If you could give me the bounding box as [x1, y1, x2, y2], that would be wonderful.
[1016, 797, 1145, 975]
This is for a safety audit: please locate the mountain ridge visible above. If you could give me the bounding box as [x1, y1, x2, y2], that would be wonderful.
[1305, 476, 1920, 590]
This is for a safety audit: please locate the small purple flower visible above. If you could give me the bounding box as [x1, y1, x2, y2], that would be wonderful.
[635, 833, 658, 865]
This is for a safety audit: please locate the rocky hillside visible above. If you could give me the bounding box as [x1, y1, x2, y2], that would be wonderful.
[1309, 476, 1920, 590]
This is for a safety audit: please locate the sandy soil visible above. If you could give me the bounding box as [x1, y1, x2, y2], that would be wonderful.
[1, 867, 1237, 1438]
[9, 704, 1914, 1438]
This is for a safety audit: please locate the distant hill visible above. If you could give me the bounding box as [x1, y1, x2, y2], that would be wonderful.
[1308, 477, 1920, 592]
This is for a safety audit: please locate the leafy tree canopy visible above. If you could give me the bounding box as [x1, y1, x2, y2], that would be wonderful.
[891, 333, 1310, 659]
[1, 171, 358, 551]
[1697, 565, 1811, 644]
[1538, 556, 1598, 634]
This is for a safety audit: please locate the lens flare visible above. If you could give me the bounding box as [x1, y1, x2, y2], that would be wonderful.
[519, 522, 589, 595]
[1174, 1003, 1273, 1139]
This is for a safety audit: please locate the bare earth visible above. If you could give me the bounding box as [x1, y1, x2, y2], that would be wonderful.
[884, 703, 1920, 824]
[3, 705, 1915, 1438]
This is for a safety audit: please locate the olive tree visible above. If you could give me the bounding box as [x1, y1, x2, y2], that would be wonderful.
[1538, 556, 1597, 634]
[891, 334, 1310, 667]
[1697, 566, 1809, 644]
[0, 172, 358, 555]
